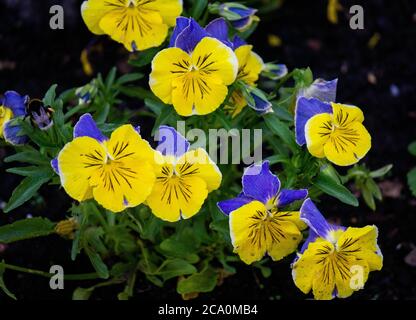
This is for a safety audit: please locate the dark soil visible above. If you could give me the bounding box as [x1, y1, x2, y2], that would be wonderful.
[0, 0, 415, 300]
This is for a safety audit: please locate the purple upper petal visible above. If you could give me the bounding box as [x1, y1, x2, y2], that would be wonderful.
[51, 158, 60, 175]
[217, 194, 253, 216]
[73, 113, 107, 142]
[169, 17, 191, 47]
[205, 18, 233, 47]
[295, 97, 332, 146]
[300, 198, 334, 240]
[3, 121, 28, 146]
[249, 91, 272, 114]
[156, 125, 190, 158]
[231, 35, 247, 50]
[242, 161, 280, 204]
[298, 78, 338, 103]
[2, 91, 28, 117]
[231, 17, 252, 30]
[175, 18, 208, 53]
[278, 189, 308, 207]
[228, 6, 257, 19]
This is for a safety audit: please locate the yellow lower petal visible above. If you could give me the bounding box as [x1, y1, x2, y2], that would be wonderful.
[81, 0, 120, 35]
[323, 121, 371, 166]
[58, 136, 106, 202]
[305, 113, 333, 158]
[235, 45, 264, 85]
[143, 0, 183, 27]
[0, 106, 13, 138]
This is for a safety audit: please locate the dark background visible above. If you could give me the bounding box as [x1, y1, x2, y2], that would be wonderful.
[0, 0, 415, 300]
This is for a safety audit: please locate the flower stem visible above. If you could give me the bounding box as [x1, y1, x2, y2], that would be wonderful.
[2, 263, 99, 280]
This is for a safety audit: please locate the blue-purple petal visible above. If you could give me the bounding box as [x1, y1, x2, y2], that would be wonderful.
[231, 17, 251, 30]
[156, 125, 190, 158]
[295, 97, 332, 146]
[205, 18, 232, 47]
[242, 161, 280, 204]
[228, 6, 257, 19]
[278, 189, 308, 207]
[2, 91, 28, 117]
[73, 113, 107, 142]
[231, 35, 246, 50]
[175, 18, 208, 53]
[217, 195, 253, 215]
[3, 121, 28, 146]
[169, 16, 191, 47]
[298, 78, 338, 103]
[300, 198, 332, 239]
[250, 91, 272, 114]
[51, 158, 60, 175]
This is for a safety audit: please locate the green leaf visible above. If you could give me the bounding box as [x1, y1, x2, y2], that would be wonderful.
[370, 164, 393, 178]
[151, 105, 176, 135]
[159, 230, 200, 263]
[0, 217, 55, 243]
[190, 0, 208, 20]
[116, 73, 144, 85]
[85, 248, 109, 279]
[72, 287, 93, 300]
[43, 84, 58, 106]
[408, 167, 416, 197]
[105, 67, 117, 88]
[0, 262, 16, 300]
[314, 171, 359, 207]
[6, 166, 44, 177]
[129, 47, 160, 68]
[4, 149, 49, 165]
[263, 113, 298, 152]
[177, 267, 218, 295]
[4, 170, 54, 213]
[408, 142, 416, 157]
[157, 259, 197, 282]
[119, 86, 156, 101]
[362, 187, 376, 211]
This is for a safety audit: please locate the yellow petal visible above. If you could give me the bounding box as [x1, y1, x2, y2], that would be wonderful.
[276, 211, 307, 231]
[58, 136, 105, 202]
[224, 90, 247, 118]
[337, 226, 383, 271]
[191, 37, 238, 85]
[323, 121, 371, 166]
[331, 103, 365, 126]
[146, 161, 208, 222]
[149, 47, 191, 105]
[292, 239, 333, 296]
[98, 8, 168, 51]
[305, 113, 333, 158]
[177, 148, 222, 192]
[143, 0, 183, 26]
[235, 45, 264, 85]
[171, 73, 228, 116]
[81, 0, 121, 35]
[0, 107, 13, 138]
[266, 218, 302, 262]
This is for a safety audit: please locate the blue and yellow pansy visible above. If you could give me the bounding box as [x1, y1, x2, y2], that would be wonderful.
[81, 0, 183, 52]
[146, 126, 222, 222]
[0, 91, 29, 146]
[217, 161, 308, 264]
[295, 97, 371, 166]
[55, 114, 156, 213]
[216, 2, 259, 32]
[292, 199, 383, 300]
[149, 18, 238, 116]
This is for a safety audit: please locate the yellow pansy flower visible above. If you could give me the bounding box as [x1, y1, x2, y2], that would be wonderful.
[149, 18, 238, 116]
[295, 97, 371, 166]
[217, 161, 308, 264]
[56, 114, 156, 213]
[81, 0, 183, 51]
[292, 199, 383, 300]
[146, 126, 222, 222]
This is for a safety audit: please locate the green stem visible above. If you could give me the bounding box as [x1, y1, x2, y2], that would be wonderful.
[64, 104, 87, 121]
[2, 263, 99, 280]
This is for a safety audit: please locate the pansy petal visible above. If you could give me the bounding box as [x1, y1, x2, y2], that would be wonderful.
[250, 91, 272, 114]
[169, 16, 190, 47]
[81, 0, 119, 35]
[323, 121, 371, 166]
[205, 18, 230, 45]
[3, 121, 28, 146]
[304, 112, 333, 158]
[228, 6, 257, 19]
[231, 17, 251, 31]
[73, 113, 107, 142]
[156, 125, 190, 157]
[298, 78, 338, 103]
[267, 219, 303, 262]
[242, 161, 280, 204]
[143, 0, 183, 27]
[235, 45, 264, 85]
[3, 91, 28, 117]
[51, 158, 59, 175]
[58, 136, 104, 202]
[217, 196, 252, 215]
[300, 198, 333, 239]
[295, 97, 332, 146]
[178, 148, 222, 192]
[149, 47, 191, 105]
[175, 18, 208, 53]
[277, 189, 308, 207]
[231, 35, 246, 50]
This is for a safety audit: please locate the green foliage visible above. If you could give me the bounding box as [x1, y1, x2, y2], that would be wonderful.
[408, 141, 416, 197]
[0, 217, 55, 243]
